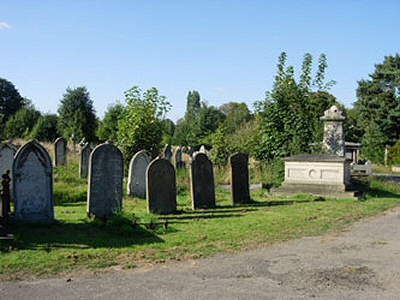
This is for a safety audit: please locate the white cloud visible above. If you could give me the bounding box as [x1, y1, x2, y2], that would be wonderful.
[0, 22, 11, 29]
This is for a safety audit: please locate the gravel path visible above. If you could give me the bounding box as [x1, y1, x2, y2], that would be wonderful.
[2, 205, 400, 300]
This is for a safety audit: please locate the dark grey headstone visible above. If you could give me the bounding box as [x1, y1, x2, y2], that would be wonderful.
[127, 150, 150, 198]
[190, 152, 216, 210]
[0, 142, 16, 203]
[79, 143, 92, 178]
[230, 152, 250, 205]
[87, 142, 124, 218]
[146, 158, 176, 214]
[163, 144, 172, 161]
[54, 137, 67, 166]
[13, 140, 54, 224]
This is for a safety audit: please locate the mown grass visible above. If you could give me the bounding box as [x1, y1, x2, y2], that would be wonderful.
[1, 152, 400, 281]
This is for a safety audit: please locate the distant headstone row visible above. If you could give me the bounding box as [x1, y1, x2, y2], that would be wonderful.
[1, 139, 251, 223]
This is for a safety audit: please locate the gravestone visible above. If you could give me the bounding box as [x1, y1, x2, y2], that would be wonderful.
[190, 152, 216, 210]
[79, 143, 92, 178]
[87, 142, 124, 218]
[13, 140, 54, 224]
[230, 152, 250, 205]
[127, 150, 150, 198]
[54, 137, 68, 166]
[174, 146, 185, 169]
[146, 158, 176, 214]
[0, 142, 16, 175]
[163, 144, 172, 161]
[320, 105, 346, 157]
[1, 170, 11, 223]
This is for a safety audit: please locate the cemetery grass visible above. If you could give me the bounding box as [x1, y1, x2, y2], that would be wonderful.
[1, 165, 400, 281]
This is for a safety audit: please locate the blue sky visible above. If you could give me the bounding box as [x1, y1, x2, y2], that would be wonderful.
[1, 1, 399, 121]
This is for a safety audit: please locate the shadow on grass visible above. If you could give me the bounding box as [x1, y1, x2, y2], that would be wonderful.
[1, 218, 163, 252]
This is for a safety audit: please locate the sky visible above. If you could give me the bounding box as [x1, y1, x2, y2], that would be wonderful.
[1, 0, 399, 122]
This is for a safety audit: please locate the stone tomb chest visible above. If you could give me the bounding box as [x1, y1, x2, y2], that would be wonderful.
[281, 154, 351, 195]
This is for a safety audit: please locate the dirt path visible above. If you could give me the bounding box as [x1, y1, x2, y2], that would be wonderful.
[2, 206, 400, 300]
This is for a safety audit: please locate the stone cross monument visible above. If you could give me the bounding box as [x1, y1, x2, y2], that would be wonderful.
[320, 105, 346, 157]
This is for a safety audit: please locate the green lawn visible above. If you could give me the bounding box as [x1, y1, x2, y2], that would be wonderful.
[1, 161, 400, 281]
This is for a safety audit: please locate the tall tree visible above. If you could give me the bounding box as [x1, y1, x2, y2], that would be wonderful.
[97, 102, 125, 142]
[58, 86, 98, 142]
[117, 86, 171, 160]
[219, 102, 251, 134]
[4, 104, 41, 139]
[254, 52, 336, 161]
[0, 78, 26, 124]
[30, 113, 59, 142]
[355, 54, 400, 147]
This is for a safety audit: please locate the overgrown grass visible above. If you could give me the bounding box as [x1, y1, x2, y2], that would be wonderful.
[1, 153, 400, 281]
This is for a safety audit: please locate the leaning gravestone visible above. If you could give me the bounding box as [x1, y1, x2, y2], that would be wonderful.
[127, 150, 150, 198]
[79, 143, 92, 178]
[54, 137, 68, 166]
[230, 152, 251, 205]
[146, 158, 176, 214]
[13, 140, 54, 223]
[87, 142, 124, 218]
[163, 144, 173, 161]
[190, 152, 216, 210]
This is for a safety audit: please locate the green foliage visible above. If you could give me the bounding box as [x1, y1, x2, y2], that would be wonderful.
[30, 114, 59, 142]
[387, 140, 400, 165]
[0, 78, 26, 125]
[58, 86, 98, 142]
[355, 54, 400, 146]
[254, 52, 337, 161]
[97, 102, 125, 142]
[117, 86, 171, 161]
[4, 105, 41, 139]
[219, 102, 251, 134]
[160, 118, 175, 145]
[361, 121, 386, 164]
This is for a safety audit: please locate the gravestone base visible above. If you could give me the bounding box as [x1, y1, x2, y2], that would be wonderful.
[272, 154, 359, 199]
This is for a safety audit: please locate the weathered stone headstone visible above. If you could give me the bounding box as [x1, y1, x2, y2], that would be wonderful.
[13, 140, 54, 223]
[79, 143, 92, 178]
[321, 105, 346, 157]
[54, 137, 68, 166]
[163, 144, 172, 161]
[146, 158, 176, 214]
[87, 142, 124, 218]
[230, 152, 250, 205]
[127, 150, 150, 198]
[0, 142, 16, 175]
[173, 146, 185, 169]
[190, 152, 216, 210]
[199, 145, 206, 153]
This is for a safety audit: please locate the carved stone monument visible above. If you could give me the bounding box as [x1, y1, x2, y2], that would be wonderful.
[127, 150, 150, 198]
[13, 140, 54, 223]
[146, 158, 176, 214]
[87, 142, 124, 218]
[190, 152, 216, 210]
[320, 105, 346, 157]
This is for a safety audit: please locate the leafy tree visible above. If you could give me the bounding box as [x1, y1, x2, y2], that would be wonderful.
[361, 120, 386, 164]
[97, 103, 125, 142]
[0, 78, 26, 125]
[30, 114, 59, 142]
[117, 86, 171, 161]
[219, 102, 251, 134]
[355, 54, 400, 146]
[254, 52, 336, 161]
[4, 105, 41, 139]
[161, 118, 175, 144]
[58, 86, 98, 142]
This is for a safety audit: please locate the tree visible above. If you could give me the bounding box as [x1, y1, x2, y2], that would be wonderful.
[355, 54, 400, 146]
[97, 103, 125, 142]
[219, 102, 251, 134]
[58, 86, 98, 142]
[0, 78, 26, 125]
[254, 52, 336, 161]
[361, 120, 386, 164]
[117, 86, 171, 160]
[4, 105, 41, 139]
[30, 114, 60, 142]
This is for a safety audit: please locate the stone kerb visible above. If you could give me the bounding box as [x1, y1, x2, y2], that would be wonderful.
[127, 150, 150, 198]
[13, 140, 54, 224]
[87, 142, 124, 218]
[190, 152, 216, 210]
[230, 152, 250, 205]
[146, 158, 176, 214]
[54, 137, 68, 166]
